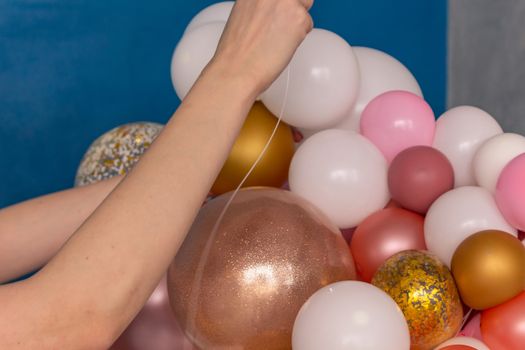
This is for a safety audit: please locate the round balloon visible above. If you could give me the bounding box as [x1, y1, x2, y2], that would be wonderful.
[433, 106, 503, 187]
[184, 1, 234, 33]
[110, 277, 195, 350]
[424, 186, 517, 266]
[435, 337, 489, 350]
[292, 281, 410, 350]
[473, 133, 525, 193]
[262, 28, 360, 130]
[289, 129, 389, 228]
[211, 102, 295, 195]
[388, 146, 454, 214]
[372, 251, 463, 350]
[76, 122, 163, 186]
[452, 230, 525, 310]
[334, 47, 422, 133]
[171, 22, 225, 100]
[496, 153, 525, 231]
[167, 188, 356, 350]
[360, 91, 435, 163]
[350, 207, 426, 282]
[481, 291, 525, 350]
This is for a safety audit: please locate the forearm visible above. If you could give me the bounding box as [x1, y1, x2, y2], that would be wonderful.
[0, 177, 122, 284]
[26, 65, 257, 347]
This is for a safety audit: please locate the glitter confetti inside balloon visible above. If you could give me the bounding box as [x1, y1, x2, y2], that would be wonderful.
[168, 188, 356, 350]
[372, 250, 463, 350]
[75, 122, 163, 186]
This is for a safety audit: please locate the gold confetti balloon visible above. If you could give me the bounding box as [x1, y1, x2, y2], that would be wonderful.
[372, 250, 463, 350]
[75, 122, 163, 186]
[211, 102, 295, 195]
[167, 187, 356, 350]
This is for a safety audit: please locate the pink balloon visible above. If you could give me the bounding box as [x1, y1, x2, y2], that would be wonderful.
[111, 276, 195, 350]
[360, 90, 435, 162]
[496, 153, 525, 231]
[459, 313, 482, 341]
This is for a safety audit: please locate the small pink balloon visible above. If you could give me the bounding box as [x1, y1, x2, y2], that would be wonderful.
[459, 313, 482, 341]
[496, 153, 525, 231]
[110, 276, 195, 350]
[360, 90, 436, 162]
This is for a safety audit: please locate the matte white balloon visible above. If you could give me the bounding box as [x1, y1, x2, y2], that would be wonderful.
[335, 47, 422, 133]
[473, 133, 525, 193]
[293, 281, 410, 350]
[433, 106, 503, 187]
[425, 186, 517, 267]
[184, 1, 234, 34]
[262, 29, 360, 130]
[289, 129, 389, 228]
[171, 22, 225, 100]
[435, 336, 490, 350]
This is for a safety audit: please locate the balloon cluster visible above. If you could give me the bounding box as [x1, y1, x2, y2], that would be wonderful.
[77, 2, 525, 350]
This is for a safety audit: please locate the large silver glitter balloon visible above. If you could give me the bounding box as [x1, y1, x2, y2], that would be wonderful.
[75, 122, 163, 186]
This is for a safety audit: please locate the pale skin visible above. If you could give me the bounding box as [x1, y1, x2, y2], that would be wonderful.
[0, 0, 314, 348]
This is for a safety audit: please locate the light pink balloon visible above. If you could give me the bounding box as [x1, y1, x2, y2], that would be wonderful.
[459, 313, 482, 341]
[496, 153, 525, 231]
[360, 91, 435, 163]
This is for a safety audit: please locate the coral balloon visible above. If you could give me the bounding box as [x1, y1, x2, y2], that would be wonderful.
[372, 251, 463, 350]
[388, 146, 454, 214]
[110, 277, 195, 350]
[496, 153, 525, 231]
[424, 186, 517, 267]
[289, 129, 389, 228]
[171, 22, 225, 100]
[351, 208, 426, 282]
[451, 230, 525, 310]
[473, 133, 525, 193]
[433, 106, 503, 187]
[76, 122, 163, 186]
[360, 91, 435, 163]
[184, 1, 234, 33]
[211, 102, 295, 195]
[481, 292, 525, 350]
[262, 29, 360, 130]
[334, 47, 422, 133]
[435, 337, 489, 350]
[292, 281, 410, 350]
[168, 188, 355, 350]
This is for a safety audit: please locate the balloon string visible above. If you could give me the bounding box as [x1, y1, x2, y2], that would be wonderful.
[183, 66, 292, 348]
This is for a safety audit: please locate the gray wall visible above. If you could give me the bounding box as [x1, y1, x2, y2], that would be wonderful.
[448, 0, 525, 133]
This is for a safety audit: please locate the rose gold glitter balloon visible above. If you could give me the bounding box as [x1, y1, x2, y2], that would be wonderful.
[168, 188, 356, 350]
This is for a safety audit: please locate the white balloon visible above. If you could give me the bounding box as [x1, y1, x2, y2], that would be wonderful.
[293, 281, 410, 350]
[433, 106, 503, 187]
[184, 1, 234, 34]
[425, 186, 517, 267]
[289, 129, 389, 228]
[335, 47, 422, 133]
[171, 22, 225, 100]
[262, 29, 360, 130]
[434, 336, 490, 350]
[473, 133, 525, 193]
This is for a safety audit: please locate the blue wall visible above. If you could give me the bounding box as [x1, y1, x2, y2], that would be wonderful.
[0, 0, 447, 207]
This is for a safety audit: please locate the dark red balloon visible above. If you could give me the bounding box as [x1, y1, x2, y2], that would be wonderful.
[350, 207, 426, 282]
[481, 291, 525, 350]
[388, 146, 454, 214]
[110, 276, 195, 350]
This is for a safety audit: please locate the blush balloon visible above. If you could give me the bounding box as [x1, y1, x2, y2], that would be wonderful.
[110, 277, 195, 350]
[440, 346, 476, 350]
[360, 90, 435, 163]
[388, 146, 454, 214]
[481, 291, 525, 350]
[495, 153, 525, 231]
[350, 207, 426, 282]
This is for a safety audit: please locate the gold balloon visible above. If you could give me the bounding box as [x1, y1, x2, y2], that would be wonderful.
[211, 102, 295, 195]
[168, 188, 356, 350]
[451, 230, 525, 310]
[372, 250, 463, 350]
[75, 122, 163, 186]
